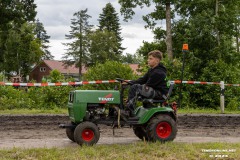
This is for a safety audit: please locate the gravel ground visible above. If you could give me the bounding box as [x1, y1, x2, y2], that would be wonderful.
[0, 114, 239, 149]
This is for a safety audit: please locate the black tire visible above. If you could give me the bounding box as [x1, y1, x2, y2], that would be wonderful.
[66, 127, 75, 142]
[74, 122, 100, 146]
[133, 127, 149, 141]
[146, 114, 177, 142]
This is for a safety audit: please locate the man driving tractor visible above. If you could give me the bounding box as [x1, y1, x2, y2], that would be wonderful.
[124, 50, 168, 117]
[60, 49, 178, 146]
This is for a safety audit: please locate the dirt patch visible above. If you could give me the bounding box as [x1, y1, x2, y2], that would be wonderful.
[0, 114, 239, 148]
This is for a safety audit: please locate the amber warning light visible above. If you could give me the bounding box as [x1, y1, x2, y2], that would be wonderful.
[182, 44, 189, 52]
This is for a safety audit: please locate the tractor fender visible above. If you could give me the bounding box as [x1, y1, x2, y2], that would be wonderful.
[137, 107, 176, 125]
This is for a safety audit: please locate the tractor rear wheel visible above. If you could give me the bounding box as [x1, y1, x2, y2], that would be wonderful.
[74, 122, 100, 146]
[146, 114, 177, 142]
[133, 127, 148, 141]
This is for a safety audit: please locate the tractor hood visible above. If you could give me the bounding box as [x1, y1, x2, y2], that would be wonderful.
[74, 90, 120, 104]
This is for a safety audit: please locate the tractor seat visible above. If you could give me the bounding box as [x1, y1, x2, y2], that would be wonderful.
[140, 82, 174, 105]
[141, 98, 165, 104]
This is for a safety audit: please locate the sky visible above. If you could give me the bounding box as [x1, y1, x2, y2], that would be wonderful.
[35, 0, 165, 60]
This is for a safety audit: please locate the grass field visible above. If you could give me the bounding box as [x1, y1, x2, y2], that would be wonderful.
[0, 107, 239, 115]
[0, 142, 239, 160]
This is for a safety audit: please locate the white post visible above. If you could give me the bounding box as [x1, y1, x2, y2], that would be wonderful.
[220, 81, 225, 113]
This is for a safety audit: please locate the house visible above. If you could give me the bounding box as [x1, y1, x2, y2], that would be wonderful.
[29, 60, 87, 82]
[129, 64, 141, 75]
[30, 60, 141, 83]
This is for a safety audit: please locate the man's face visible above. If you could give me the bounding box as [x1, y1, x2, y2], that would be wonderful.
[147, 55, 160, 68]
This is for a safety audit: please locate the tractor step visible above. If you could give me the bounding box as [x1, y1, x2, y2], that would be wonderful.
[126, 117, 139, 125]
[96, 117, 139, 125]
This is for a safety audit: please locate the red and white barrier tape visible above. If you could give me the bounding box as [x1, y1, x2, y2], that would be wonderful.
[171, 80, 240, 86]
[0, 80, 239, 87]
[171, 80, 220, 85]
[0, 80, 118, 87]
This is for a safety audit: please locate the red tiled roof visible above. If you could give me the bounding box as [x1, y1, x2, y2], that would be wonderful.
[43, 60, 140, 75]
[43, 60, 87, 74]
[129, 64, 141, 75]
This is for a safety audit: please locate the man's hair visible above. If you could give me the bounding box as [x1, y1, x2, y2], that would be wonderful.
[148, 50, 163, 60]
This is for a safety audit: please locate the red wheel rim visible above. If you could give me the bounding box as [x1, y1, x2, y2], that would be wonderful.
[156, 122, 172, 138]
[82, 129, 94, 141]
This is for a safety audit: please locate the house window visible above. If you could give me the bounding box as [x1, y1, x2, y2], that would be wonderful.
[40, 67, 46, 72]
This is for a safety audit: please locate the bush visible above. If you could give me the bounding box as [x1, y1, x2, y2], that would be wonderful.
[49, 69, 65, 83]
[0, 86, 34, 110]
[83, 61, 137, 90]
[226, 97, 240, 111]
[0, 85, 73, 110]
[27, 86, 73, 109]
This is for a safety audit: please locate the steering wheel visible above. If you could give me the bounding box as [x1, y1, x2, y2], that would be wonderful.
[116, 78, 133, 85]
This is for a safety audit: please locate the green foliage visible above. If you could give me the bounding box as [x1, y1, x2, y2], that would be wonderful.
[120, 53, 143, 64]
[0, 0, 36, 24]
[0, 73, 4, 81]
[49, 69, 64, 83]
[87, 30, 120, 65]
[83, 61, 136, 90]
[137, 40, 167, 59]
[0, 0, 37, 71]
[226, 97, 240, 111]
[0, 86, 34, 110]
[27, 86, 72, 109]
[133, 0, 240, 109]
[35, 19, 53, 60]
[3, 22, 43, 79]
[118, 0, 174, 59]
[0, 85, 73, 110]
[98, 3, 124, 54]
[63, 8, 93, 78]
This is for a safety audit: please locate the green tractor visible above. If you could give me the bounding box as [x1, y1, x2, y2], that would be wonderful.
[60, 79, 178, 146]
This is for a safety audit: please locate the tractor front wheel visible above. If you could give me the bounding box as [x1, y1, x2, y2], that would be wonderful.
[133, 127, 148, 141]
[74, 122, 100, 146]
[146, 114, 177, 142]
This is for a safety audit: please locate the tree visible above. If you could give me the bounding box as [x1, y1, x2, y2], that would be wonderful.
[63, 9, 93, 80]
[49, 69, 64, 83]
[4, 22, 42, 80]
[137, 40, 167, 59]
[0, 0, 37, 68]
[172, 0, 240, 109]
[98, 3, 124, 55]
[35, 19, 53, 60]
[83, 61, 136, 90]
[118, 0, 175, 60]
[0, 0, 36, 25]
[87, 29, 120, 65]
[121, 53, 142, 64]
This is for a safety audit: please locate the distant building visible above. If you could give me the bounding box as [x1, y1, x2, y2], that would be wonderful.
[129, 64, 141, 75]
[29, 60, 141, 83]
[29, 60, 86, 82]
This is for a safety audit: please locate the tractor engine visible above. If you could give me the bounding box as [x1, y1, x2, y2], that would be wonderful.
[86, 103, 106, 120]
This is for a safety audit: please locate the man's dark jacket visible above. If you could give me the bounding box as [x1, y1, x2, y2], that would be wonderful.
[130, 63, 168, 95]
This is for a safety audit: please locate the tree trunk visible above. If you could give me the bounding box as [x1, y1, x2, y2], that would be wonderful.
[237, 35, 239, 53]
[165, 2, 173, 60]
[79, 23, 83, 81]
[236, 22, 239, 53]
[215, 0, 220, 46]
